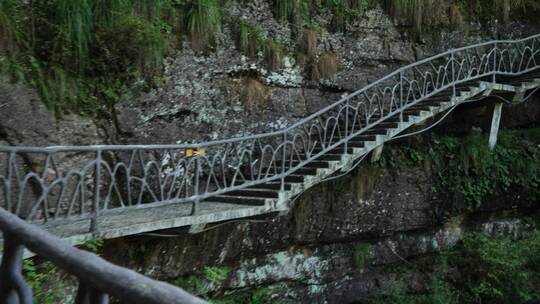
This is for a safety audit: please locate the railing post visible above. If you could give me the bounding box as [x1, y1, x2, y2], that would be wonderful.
[493, 42, 498, 83]
[399, 71, 404, 124]
[191, 156, 200, 216]
[451, 51, 456, 100]
[90, 150, 102, 235]
[278, 132, 288, 210]
[5, 152, 14, 213]
[344, 100, 349, 154]
[280, 132, 287, 191]
[0, 233, 32, 303]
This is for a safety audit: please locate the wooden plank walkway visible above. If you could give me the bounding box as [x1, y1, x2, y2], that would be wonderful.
[37, 201, 277, 246]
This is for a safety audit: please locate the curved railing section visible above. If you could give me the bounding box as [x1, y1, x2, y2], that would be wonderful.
[0, 208, 206, 303]
[1, 34, 540, 230]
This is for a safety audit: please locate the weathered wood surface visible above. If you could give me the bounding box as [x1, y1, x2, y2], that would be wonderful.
[35, 201, 275, 245]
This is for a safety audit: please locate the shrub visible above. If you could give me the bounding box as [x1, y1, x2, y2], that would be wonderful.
[186, 0, 221, 51]
[234, 20, 283, 70]
[370, 230, 540, 304]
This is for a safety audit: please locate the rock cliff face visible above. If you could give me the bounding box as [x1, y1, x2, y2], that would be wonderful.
[1, 5, 537, 148]
[112, 5, 539, 146]
[1, 3, 540, 303]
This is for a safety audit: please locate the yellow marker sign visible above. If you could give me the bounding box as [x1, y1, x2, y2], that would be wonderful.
[185, 148, 206, 157]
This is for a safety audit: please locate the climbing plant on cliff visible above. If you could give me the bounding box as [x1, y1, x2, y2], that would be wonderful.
[396, 128, 540, 210]
[0, 0, 224, 114]
[186, 0, 222, 51]
[371, 230, 540, 304]
[2, 0, 540, 113]
[0, 0, 177, 113]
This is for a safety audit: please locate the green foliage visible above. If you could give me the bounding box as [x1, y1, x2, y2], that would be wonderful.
[371, 278, 458, 304]
[370, 230, 540, 304]
[0, 0, 25, 55]
[204, 266, 231, 285]
[175, 274, 209, 296]
[271, 0, 310, 23]
[92, 15, 167, 74]
[235, 20, 284, 70]
[459, 0, 540, 24]
[353, 242, 373, 270]
[23, 260, 63, 304]
[451, 232, 540, 303]
[56, 0, 94, 69]
[325, 0, 375, 31]
[270, 0, 375, 30]
[382, 0, 457, 33]
[210, 287, 277, 304]
[0, 0, 218, 113]
[175, 266, 278, 303]
[175, 266, 231, 298]
[80, 238, 104, 253]
[186, 0, 221, 51]
[380, 0, 540, 33]
[237, 20, 266, 58]
[399, 129, 540, 209]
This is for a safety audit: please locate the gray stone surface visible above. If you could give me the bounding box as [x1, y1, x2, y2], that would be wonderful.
[0, 80, 104, 147]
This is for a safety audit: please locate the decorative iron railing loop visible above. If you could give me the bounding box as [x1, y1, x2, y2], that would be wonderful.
[0, 34, 539, 231]
[0, 208, 207, 304]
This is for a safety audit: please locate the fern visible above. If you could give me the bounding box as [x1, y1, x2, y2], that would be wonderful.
[271, 0, 310, 24]
[186, 0, 221, 51]
[92, 0, 132, 27]
[56, 0, 94, 68]
[0, 0, 24, 55]
[235, 20, 283, 70]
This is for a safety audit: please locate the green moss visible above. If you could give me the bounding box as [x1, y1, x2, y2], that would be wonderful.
[185, 0, 221, 51]
[235, 20, 284, 70]
[353, 242, 374, 271]
[204, 266, 231, 285]
[174, 266, 285, 303]
[174, 266, 231, 298]
[370, 229, 540, 304]
[80, 239, 104, 253]
[175, 274, 209, 296]
[385, 128, 540, 210]
[210, 286, 280, 304]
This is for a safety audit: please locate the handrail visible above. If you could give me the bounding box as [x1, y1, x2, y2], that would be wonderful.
[0, 208, 207, 303]
[1, 34, 539, 231]
[3, 34, 540, 153]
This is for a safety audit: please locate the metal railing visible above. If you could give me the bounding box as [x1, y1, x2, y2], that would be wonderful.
[1, 34, 539, 232]
[0, 208, 207, 303]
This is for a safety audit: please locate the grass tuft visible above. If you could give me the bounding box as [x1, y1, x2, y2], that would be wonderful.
[240, 76, 269, 112]
[316, 51, 337, 80]
[186, 0, 221, 51]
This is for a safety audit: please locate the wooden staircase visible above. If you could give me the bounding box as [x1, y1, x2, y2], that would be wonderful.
[200, 69, 540, 214]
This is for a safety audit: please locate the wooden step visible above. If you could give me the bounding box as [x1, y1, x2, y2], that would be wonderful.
[244, 182, 293, 190]
[226, 188, 280, 199]
[408, 104, 436, 111]
[205, 195, 268, 206]
[346, 140, 367, 147]
[288, 160, 330, 168]
[301, 153, 343, 161]
[233, 180, 296, 190]
[264, 166, 319, 175]
[311, 145, 354, 154]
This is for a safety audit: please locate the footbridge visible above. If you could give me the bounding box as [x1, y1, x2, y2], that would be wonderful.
[2, 35, 540, 248]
